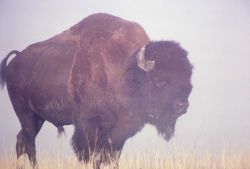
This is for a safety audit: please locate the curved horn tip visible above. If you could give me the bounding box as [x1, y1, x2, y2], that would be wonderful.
[136, 46, 155, 72]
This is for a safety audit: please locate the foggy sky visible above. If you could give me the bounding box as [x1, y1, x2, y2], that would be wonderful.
[0, 0, 250, 156]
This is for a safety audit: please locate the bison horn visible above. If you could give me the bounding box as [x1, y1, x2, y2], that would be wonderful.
[136, 46, 155, 72]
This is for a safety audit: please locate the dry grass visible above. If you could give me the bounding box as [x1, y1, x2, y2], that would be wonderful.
[0, 149, 250, 169]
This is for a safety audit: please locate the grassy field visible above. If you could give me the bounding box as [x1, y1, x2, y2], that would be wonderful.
[1, 149, 250, 169]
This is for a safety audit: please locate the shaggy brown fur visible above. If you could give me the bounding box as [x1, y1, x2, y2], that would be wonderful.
[0, 13, 192, 169]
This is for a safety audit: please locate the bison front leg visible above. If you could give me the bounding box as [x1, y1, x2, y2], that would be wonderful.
[72, 126, 90, 163]
[106, 118, 143, 169]
[72, 118, 102, 163]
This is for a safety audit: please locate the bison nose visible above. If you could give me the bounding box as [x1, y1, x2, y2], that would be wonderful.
[174, 99, 189, 116]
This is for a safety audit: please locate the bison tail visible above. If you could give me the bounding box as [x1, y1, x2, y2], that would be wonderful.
[0, 50, 20, 89]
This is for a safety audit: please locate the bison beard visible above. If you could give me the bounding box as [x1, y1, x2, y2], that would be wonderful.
[0, 13, 193, 169]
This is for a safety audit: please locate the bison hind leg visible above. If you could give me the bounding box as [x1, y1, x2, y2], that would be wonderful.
[7, 87, 45, 168]
[16, 127, 42, 169]
[16, 130, 26, 159]
[12, 100, 45, 168]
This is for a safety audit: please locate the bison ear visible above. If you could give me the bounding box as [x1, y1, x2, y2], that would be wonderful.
[136, 46, 155, 72]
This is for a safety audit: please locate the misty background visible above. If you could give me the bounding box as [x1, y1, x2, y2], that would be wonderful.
[0, 0, 250, 158]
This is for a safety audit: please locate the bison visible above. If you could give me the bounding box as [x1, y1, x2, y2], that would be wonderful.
[0, 13, 193, 169]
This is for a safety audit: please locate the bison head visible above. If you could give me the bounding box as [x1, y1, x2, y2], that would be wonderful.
[127, 41, 193, 141]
